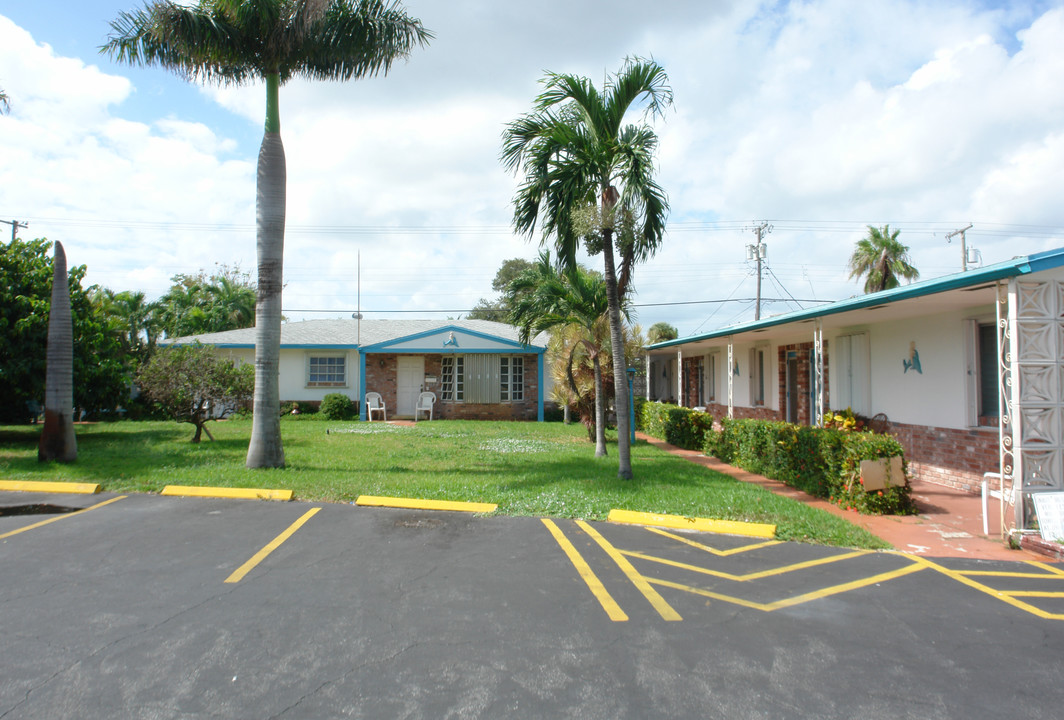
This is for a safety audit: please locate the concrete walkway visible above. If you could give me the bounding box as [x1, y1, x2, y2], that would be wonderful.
[637, 432, 1044, 561]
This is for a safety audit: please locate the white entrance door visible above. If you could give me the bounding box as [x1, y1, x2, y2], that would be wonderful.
[397, 356, 424, 416]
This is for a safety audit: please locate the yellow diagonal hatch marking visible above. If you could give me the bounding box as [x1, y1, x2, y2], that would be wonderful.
[646, 526, 783, 556]
[649, 560, 926, 612]
[542, 519, 627, 622]
[621, 548, 871, 582]
[576, 520, 682, 621]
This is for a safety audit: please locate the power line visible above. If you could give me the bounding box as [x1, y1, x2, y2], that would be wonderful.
[282, 296, 830, 316]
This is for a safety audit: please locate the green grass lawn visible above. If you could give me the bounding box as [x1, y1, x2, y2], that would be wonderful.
[0, 417, 888, 549]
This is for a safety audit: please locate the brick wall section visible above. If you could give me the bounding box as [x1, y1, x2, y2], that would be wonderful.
[363, 353, 539, 421]
[700, 402, 782, 422]
[683, 357, 701, 406]
[887, 420, 1000, 493]
[776, 342, 818, 426]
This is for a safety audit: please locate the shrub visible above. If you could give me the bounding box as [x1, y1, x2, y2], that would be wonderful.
[640, 402, 713, 451]
[705, 417, 914, 515]
[319, 393, 354, 420]
[633, 396, 648, 430]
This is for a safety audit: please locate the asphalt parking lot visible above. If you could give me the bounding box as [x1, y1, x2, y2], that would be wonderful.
[3, 491, 1064, 719]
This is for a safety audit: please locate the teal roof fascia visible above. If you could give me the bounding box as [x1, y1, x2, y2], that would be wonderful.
[361, 324, 542, 352]
[648, 247, 1064, 350]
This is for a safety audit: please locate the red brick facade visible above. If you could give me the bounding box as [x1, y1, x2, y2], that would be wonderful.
[775, 342, 828, 427]
[362, 353, 540, 421]
[886, 420, 1000, 493]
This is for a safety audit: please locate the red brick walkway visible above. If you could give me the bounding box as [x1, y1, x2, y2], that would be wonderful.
[637, 432, 1044, 561]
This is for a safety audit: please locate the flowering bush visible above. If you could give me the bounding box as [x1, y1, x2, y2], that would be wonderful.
[706, 417, 915, 515]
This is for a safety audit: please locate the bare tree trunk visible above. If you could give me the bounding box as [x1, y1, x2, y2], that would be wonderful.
[246, 128, 287, 469]
[592, 353, 606, 457]
[38, 241, 77, 463]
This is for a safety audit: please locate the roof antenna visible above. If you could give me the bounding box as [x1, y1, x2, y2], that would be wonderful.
[351, 250, 362, 342]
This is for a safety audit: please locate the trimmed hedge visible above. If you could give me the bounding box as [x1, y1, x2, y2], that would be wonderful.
[640, 402, 714, 451]
[707, 417, 915, 515]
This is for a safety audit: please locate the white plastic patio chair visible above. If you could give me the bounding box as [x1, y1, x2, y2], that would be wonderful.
[365, 392, 386, 421]
[414, 392, 436, 422]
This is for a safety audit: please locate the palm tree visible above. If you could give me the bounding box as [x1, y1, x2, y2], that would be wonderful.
[502, 58, 672, 480]
[507, 251, 626, 457]
[205, 275, 256, 331]
[848, 225, 920, 294]
[0, 87, 9, 114]
[39, 242, 77, 463]
[103, 1, 431, 468]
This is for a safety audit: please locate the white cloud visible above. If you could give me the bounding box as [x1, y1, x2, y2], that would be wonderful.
[3, 2, 1064, 334]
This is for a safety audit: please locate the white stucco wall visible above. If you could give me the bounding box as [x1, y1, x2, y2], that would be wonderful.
[828, 304, 996, 429]
[214, 348, 362, 403]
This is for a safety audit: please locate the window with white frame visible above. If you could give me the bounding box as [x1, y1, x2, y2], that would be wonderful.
[967, 320, 1000, 426]
[441, 355, 464, 401]
[749, 346, 768, 406]
[501, 356, 524, 402]
[307, 353, 346, 387]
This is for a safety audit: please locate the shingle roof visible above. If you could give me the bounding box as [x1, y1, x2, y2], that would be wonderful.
[169, 318, 545, 349]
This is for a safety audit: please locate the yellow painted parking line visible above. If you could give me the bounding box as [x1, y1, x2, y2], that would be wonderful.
[909, 555, 1064, 621]
[622, 547, 871, 582]
[0, 480, 101, 494]
[0, 496, 126, 540]
[161, 485, 293, 501]
[1028, 561, 1064, 577]
[646, 526, 783, 555]
[542, 519, 628, 622]
[608, 508, 776, 539]
[225, 508, 320, 584]
[355, 496, 497, 513]
[650, 560, 927, 612]
[1003, 591, 1064, 598]
[576, 520, 682, 621]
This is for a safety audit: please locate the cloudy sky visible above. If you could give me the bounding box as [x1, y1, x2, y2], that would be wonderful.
[2, 0, 1063, 336]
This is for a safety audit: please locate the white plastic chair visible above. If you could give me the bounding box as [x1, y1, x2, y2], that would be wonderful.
[365, 392, 386, 421]
[414, 392, 436, 422]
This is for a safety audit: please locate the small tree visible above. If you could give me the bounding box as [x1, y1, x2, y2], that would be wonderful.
[647, 322, 678, 344]
[137, 344, 253, 442]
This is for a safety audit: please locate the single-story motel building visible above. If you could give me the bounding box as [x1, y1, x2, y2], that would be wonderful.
[175, 319, 547, 422]
[646, 247, 1064, 535]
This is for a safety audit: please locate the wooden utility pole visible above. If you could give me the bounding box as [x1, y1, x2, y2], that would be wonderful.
[747, 222, 772, 320]
[1, 219, 28, 242]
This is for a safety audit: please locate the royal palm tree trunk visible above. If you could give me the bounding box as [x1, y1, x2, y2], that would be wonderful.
[592, 353, 606, 457]
[601, 227, 632, 479]
[247, 74, 286, 469]
[38, 241, 77, 463]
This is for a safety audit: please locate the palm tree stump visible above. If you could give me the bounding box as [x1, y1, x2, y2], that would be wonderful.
[38, 241, 77, 463]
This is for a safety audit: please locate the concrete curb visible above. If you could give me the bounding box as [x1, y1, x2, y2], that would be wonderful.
[160, 485, 293, 501]
[356, 495, 498, 513]
[0, 480, 101, 494]
[607, 508, 777, 538]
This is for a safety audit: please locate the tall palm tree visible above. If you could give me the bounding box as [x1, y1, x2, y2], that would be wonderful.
[507, 251, 627, 458]
[848, 225, 920, 294]
[502, 58, 672, 480]
[0, 87, 9, 114]
[103, 1, 431, 468]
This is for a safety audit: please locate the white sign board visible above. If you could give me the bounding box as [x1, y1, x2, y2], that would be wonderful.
[1032, 492, 1064, 543]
